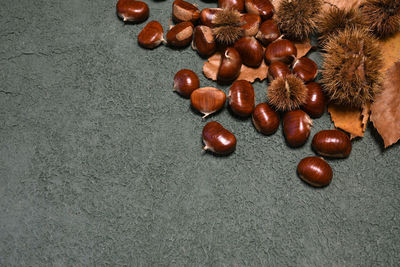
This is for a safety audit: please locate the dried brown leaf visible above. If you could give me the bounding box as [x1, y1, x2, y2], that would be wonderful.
[295, 39, 312, 58]
[328, 103, 364, 139]
[379, 32, 400, 73]
[203, 52, 269, 83]
[322, 0, 362, 10]
[370, 61, 400, 148]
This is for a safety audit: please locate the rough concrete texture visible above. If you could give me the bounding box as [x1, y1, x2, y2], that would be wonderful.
[0, 0, 399, 265]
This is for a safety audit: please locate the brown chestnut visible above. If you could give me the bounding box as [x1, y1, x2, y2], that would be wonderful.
[256, 19, 280, 45]
[173, 69, 200, 98]
[268, 61, 291, 81]
[172, 0, 200, 24]
[199, 8, 222, 27]
[116, 0, 149, 23]
[202, 121, 237, 155]
[283, 110, 312, 147]
[245, 0, 274, 20]
[312, 130, 352, 158]
[193, 26, 216, 58]
[138, 21, 164, 49]
[228, 80, 255, 117]
[252, 103, 279, 135]
[302, 82, 326, 118]
[264, 39, 297, 65]
[166, 22, 194, 48]
[234, 37, 264, 68]
[190, 87, 226, 118]
[297, 157, 333, 187]
[241, 14, 261, 37]
[293, 57, 318, 82]
[218, 0, 245, 12]
[217, 47, 242, 84]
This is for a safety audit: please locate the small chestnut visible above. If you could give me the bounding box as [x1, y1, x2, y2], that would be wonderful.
[245, 0, 274, 20]
[241, 14, 261, 37]
[297, 157, 333, 187]
[138, 21, 164, 49]
[199, 8, 222, 27]
[228, 80, 255, 117]
[264, 39, 297, 65]
[172, 0, 200, 24]
[218, 0, 245, 12]
[256, 19, 280, 46]
[193, 26, 216, 58]
[217, 47, 242, 84]
[173, 69, 200, 98]
[234, 37, 264, 68]
[312, 130, 352, 158]
[116, 0, 149, 23]
[268, 61, 291, 81]
[302, 82, 326, 118]
[190, 87, 226, 118]
[166, 22, 194, 48]
[283, 110, 312, 147]
[252, 103, 279, 135]
[202, 121, 237, 155]
[292, 57, 318, 82]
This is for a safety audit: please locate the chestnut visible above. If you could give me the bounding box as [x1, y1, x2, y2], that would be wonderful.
[302, 82, 326, 118]
[241, 14, 261, 37]
[292, 57, 318, 82]
[218, 0, 245, 12]
[193, 26, 216, 58]
[202, 121, 237, 155]
[312, 130, 352, 158]
[166, 22, 194, 48]
[268, 61, 291, 81]
[228, 80, 255, 117]
[217, 47, 242, 84]
[199, 8, 222, 27]
[252, 103, 279, 135]
[172, 0, 200, 24]
[173, 69, 200, 98]
[256, 19, 280, 46]
[297, 157, 333, 187]
[264, 39, 297, 65]
[234, 37, 264, 68]
[116, 0, 149, 23]
[190, 87, 226, 118]
[283, 110, 312, 147]
[245, 0, 274, 20]
[138, 21, 164, 49]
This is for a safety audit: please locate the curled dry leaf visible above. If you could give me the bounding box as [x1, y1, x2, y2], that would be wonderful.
[202, 40, 311, 83]
[370, 61, 400, 148]
[203, 52, 268, 83]
[328, 103, 367, 139]
[379, 32, 400, 73]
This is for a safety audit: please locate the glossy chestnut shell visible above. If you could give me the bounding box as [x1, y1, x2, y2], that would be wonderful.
[264, 39, 297, 65]
[172, 0, 200, 24]
[202, 121, 237, 155]
[268, 61, 291, 81]
[166, 22, 194, 48]
[283, 110, 312, 147]
[234, 37, 264, 67]
[173, 69, 200, 98]
[292, 57, 318, 82]
[218, 0, 245, 12]
[312, 130, 352, 158]
[116, 0, 149, 23]
[138, 21, 164, 49]
[297, 157, 333, 187]
[256, 19, 280, 45]
[190, 87, 226, 118]
[252, 103, 280, 135]
[302, 82, 326, 118]
[217, 47, 242, 84]
[228, 80, 255, 117]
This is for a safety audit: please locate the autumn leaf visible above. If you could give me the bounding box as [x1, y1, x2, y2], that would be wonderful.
[328, 103, 365, 139]
[370, 61, 400, 148]
[379, 32, 400, 72]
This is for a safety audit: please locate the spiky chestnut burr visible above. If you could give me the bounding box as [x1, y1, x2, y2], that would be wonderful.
[212, 9, 244, 45]
[267, 74, 308, 111]
[321, 27, 383, 107]
[276, 0, 323, 41]
[361, 0, 400, 39]
[316, 7, 365, 44]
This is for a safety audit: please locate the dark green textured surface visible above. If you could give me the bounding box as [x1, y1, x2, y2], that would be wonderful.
[0, 0, 399, 265]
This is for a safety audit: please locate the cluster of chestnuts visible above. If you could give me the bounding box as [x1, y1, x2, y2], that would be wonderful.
[117, 0, 366, 188]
